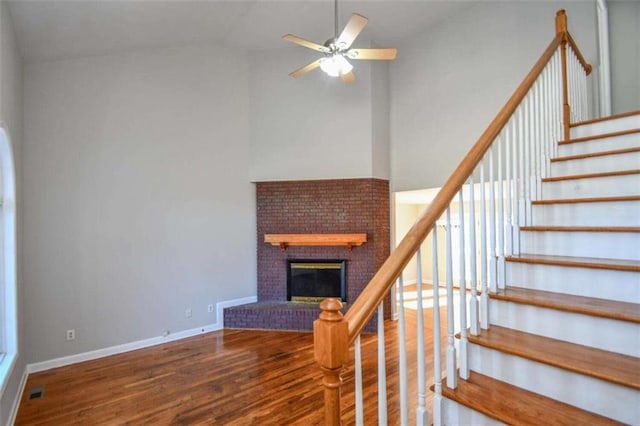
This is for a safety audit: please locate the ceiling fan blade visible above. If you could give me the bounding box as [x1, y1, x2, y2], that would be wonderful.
[348, 48, 398, 60]
[289, 58, 323, 78]
[337, 13, 368, 49]
[340, 71, 355, 84]
[282, 34, 328, 53]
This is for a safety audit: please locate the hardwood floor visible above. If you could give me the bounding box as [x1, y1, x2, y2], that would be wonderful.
[16, 305, 444, 425]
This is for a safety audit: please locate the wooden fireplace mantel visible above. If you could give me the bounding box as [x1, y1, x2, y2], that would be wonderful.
[264, 233, 367, 251]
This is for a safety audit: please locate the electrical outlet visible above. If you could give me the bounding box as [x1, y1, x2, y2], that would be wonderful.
[66, 329, 75, 341]
[185, 308, 192, 318]
[207, 304, 214, 313]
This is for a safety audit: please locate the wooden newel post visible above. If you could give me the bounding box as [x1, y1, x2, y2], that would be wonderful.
[314, 298, 349, 426]
[556, 9, 571, 141]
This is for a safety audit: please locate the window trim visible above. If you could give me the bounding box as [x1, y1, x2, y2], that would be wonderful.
[0, 125, 18, 395]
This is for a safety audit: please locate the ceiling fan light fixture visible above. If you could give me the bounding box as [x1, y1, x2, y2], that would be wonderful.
[320, 54, 353, 77]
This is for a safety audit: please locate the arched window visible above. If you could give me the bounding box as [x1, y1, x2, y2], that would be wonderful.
[0, 125, 17, 392]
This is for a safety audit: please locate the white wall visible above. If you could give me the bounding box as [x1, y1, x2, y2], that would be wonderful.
[371, 53, 390, 180]
[394, 201, 420, 283]
[23, 45, 256, 363]
[609, 0, 640, 114]
[0, 1, 24, 424]
[249, 46, 391, 181]
[390, 1, 598, 191]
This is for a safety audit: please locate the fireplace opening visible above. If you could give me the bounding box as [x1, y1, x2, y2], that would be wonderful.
[287, 260, 346, 303]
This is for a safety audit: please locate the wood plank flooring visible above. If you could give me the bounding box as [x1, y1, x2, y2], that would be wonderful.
[16, 305, 445, 425]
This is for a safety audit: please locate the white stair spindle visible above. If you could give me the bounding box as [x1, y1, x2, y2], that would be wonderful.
[533, 82, 541, 201]
[489, 145, 497, 293]
[458, 191, 469, 379]
[517, 105, 526, 227]
[558, 50, 564, 148]
[505, 121, 513, 252]
[468, 176, 480, 336]
[584, 61, 588, 119]
[569, 48, 574, 121]
[445, 207, 457, 389]
[548, 61, 555, 170]
[568, 48, 573, 122]
[355, 335, 364, 426]
[522, 95, 531, 225]
[397, 275, 408, 426]
[543, 64, 551, 177]
[513, 108, 521, 256]
[571, 49, 580, 123]
[540, 70, 548, 179]
[377, 303, 387, 426]
[576, 51, 581, 117]
[537, 79, 543, 196]
[497, 134, 505, 289]
[577, 52, 582, 119]
[551, 50, 562, 158]
[432, 227, 443, 426]
[549, 52, 556, 142]
[526, 93, 534, 222]
[479, 160, 489, 329]
[575, 53, 580, 119]
[415, 248, 428, 425]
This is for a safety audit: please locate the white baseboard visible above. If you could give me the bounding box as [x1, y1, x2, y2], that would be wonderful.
[216, 296, 257, 326]
[7, 365, 28, 426]
[27, 295, 257, 375]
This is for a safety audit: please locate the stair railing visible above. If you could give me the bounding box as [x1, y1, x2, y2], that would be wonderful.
[313, 9, 592, 425]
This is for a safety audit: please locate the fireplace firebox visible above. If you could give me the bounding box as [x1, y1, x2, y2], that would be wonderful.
[287, 260, 346, 303]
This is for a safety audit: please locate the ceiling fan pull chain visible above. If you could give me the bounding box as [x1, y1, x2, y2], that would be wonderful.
[334, 0, 339, 40]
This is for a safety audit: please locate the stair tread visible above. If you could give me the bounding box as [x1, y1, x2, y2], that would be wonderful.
[551, 146, 640, 162]
[506, 254, 640, 272]
[520, 225, 640, 232]
[559, 128, 640, 144]
[532, 195, 640, 205]
[542, 168, 640, 182]
[571, 110, 640, 127]
[440, 371, 623, 425]
[491, 286, 640, 323]
[468, 325, 640, 390]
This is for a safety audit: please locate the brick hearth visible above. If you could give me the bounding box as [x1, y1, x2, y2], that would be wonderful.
[224, 178, 390, 331]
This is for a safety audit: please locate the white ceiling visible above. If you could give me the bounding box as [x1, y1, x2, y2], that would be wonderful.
[7, 0, 474, 62]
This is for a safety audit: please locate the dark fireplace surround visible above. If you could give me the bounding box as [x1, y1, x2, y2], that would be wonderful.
[224, 178, 390, 331]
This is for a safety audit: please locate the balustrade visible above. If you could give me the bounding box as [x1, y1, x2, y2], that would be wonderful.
[314, 9, 592, 425]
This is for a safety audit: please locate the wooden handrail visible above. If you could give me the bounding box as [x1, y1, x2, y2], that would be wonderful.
[556, 9, 592, 140]
[566, 32, 592, 75]
[343, 33, 564, 342]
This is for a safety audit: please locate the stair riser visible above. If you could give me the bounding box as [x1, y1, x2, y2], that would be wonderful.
[550, 151, 640, 176]
[532, 200, 640, 226]
[558, 132, 640, 156]
[489, 299, 639, 356]
[468, 343, 637, 424]
[542, 174, 640, 199]
[520, 230, 640, 261]
[571, 115, 640, 138]
[442, 398, 502, 426]
[506, 262, 640, 303]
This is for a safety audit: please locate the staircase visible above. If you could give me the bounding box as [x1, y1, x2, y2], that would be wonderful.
[312, 10, 640, 425]
[440, 111, 640, 425]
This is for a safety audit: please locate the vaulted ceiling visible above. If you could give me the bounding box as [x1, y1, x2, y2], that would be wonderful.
[7, 0, 473, 62]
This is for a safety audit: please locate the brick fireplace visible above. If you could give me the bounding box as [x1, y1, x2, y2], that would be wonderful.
[224, 178, 390, 331]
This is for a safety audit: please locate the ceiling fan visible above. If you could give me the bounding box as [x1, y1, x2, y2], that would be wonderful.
[282, 0, 398, 83]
